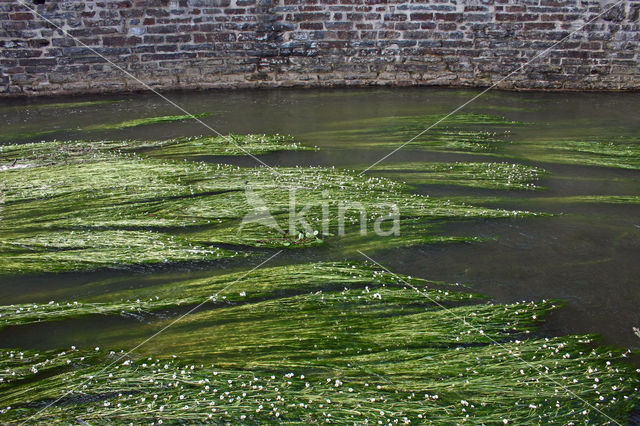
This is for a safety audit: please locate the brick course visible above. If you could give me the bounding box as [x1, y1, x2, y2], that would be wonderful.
[1, 0, 639, 95]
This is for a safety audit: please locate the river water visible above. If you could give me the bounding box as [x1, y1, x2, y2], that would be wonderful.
[1, 87, 639, 358]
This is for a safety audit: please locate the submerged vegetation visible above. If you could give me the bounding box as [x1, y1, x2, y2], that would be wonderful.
[330, 113, 524, 129]
[0, 99, 123, 112]
[0, 262, 638, 423]
[1, 98, 639, 424]
[135, 133, 313, 158]
[83, 114, 210, 132]
[516, 138, 640, 170]
[0, 114, 210, 143]
[0, 137, 534, 274]
[0, 134, 311, 168]
[370, 162, 545, 190]
[0, 262, 477, 329]
[314, 113, 523, 153]
[436, 195, 640, 210]
[315, 111, 640, 172]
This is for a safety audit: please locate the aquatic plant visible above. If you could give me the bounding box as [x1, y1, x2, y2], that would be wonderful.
[83, 114, 210, 132]
[330, 113, 525, 129]
[318, 128, 509, 153]
[0, 114, 211, 143]
[436, 195, 640, 208]
[0, 134, 310, 171]
[0, 230, 240, 275]
[517, 138, 640, 170]
[0, 142, 536, 274]
[0, 99, 123, 112]
[370, 162, 545, 190]
[133, 133, 314, 158]
[315, 112, 639, 171]
[544, 195, 640, 204]
[0, 262, 637, 423]
[314, 113, 524, 153]
[0, 262, 478, 328]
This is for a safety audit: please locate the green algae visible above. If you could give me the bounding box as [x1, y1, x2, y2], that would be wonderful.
[369, 162, 546, 190]
[0, 262, 637, 424]
[0, 141, 537, 274]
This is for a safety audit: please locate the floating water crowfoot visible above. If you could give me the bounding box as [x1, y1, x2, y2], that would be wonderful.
[313, 112, 526, 153]
[0, 261, 478, 329]
[0, 230, 240, 275]
[0, 262, 638, 423]
[0, 113, 210, 143]
[0, 99, 123, 112]
[135, 133, 315, 158]
[83, 114, 210, 132]
[0, 133, 310, 170]
[0, 140, 539, 274]
[369, 161, 546, 190]
[516, 137, 640, 170]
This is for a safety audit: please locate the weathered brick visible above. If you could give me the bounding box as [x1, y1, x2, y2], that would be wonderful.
[410, 13, 434, 21]
[102, 35, 142, 46]
[9, 12, 34, 20]
[1, 0, 639, 95]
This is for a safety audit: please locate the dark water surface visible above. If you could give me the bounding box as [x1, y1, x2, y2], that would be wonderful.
[1, 87, 639, 357]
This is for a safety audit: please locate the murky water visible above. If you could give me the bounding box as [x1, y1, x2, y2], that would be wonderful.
[1, 87, 639, 359]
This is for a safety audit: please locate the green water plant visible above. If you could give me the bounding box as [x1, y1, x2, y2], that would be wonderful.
[437, 195, 640, 208]
[0, 262, 637, 423]
[0, 134, 310, 170]
[129, 133, 313, 158]
[314, 113, 524, 153]
[516, 138, 640, 170]
[369, 162, 546, 190]
[1, 99, 123, 112]
[0, 141, 537, 274]
[0, 261, 478, 328]
[0, 114, 211, 143]
[84, 114, 209, 132]
[329, 113, 525, 130]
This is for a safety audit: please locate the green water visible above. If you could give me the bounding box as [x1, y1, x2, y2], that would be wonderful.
[1, 87, 639, 422]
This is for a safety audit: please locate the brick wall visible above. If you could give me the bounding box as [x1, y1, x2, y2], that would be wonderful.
[1, 0, 639, 95]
